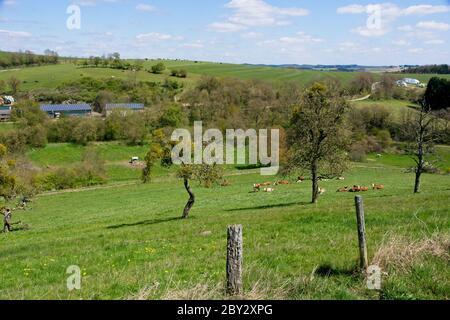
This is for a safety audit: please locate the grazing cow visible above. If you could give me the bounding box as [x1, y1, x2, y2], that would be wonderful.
[263, 188, 275, 193]
[318, 187, 326, 195]
[275, 180, 289, 185]
[350, 185, 369, 192]
[261, 182, 272, 186]
[253, 184, 261, 192]
[372, 183, 384, 190]
[337, 177, 345, 181]
[297, 176, 305, 183]
[337, 187, 349, 193]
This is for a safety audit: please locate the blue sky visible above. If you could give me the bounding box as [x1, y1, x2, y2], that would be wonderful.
[0, 0, 449, 65]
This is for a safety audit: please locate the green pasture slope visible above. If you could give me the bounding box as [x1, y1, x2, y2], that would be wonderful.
[0, 152, 449, 299]
[3, 59, 449, 91]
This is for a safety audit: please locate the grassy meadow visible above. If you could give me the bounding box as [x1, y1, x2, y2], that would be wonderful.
[0, 59, 449, 300]
[3, 60, 450, 91]
[0, 142, 449, 300]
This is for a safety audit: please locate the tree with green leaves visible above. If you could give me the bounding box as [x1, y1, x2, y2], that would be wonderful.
[151, 62, 166, 74]
[0, 144, 16, 201]
[286, 83, 350, 204]
[177, 164, 195, 219]
[142, 143, 163, 183]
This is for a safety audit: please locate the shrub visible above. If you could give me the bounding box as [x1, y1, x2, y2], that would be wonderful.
[151, 62, 166, 74]
[349, 142, 367, 162]
[34, 148, 107, 191]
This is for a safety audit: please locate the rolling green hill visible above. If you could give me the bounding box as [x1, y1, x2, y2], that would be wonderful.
[3, 59, 449, 91]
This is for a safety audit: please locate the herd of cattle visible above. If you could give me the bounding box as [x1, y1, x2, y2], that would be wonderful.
[252, 176, 384, 194]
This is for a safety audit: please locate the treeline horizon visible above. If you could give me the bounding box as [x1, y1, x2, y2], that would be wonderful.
[0, 50, 59, 69]
[403, 64, 450, 75]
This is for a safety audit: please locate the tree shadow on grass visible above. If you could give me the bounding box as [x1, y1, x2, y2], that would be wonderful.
[225, 201, 311, 212]
[107, 217, 182, 229]
[315, 264, 360, 278]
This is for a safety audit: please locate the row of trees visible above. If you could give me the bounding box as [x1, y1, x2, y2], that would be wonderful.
[0, 50, 58, 69]
[403, 64, 449, 74]
[140, 79, 445, 213]
[78, 54, 145, 72]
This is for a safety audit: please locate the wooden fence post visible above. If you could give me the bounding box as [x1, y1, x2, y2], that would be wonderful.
[355, 196, 368, 270]
[226, 225, 243, 296]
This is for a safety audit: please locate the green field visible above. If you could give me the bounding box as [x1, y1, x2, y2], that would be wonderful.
[1, 59, 449, 300]
[3, 61, 449, 91]
[0, 147, 449, 299]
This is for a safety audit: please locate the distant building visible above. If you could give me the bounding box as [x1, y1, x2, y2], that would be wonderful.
[3, 96, 15, 105]
[0, 95, 16, 121]
[403, 78, 420, 85]
[0, 105, 11, 122]
[396, 80, 408, 87]
[40, 104, 92, 118]
[104, 103, 144, 116]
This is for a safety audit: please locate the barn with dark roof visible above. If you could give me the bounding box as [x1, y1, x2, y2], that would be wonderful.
[104, 103, 144, 116]
[40, 104, 92, 118]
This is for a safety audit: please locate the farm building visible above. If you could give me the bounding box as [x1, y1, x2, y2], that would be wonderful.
[40, 104, 92, 118]
[104, 103, 144, 116]
[403, 78, 420, 85]
[0, 105, 11, 121]
[0, 95, 16, 121]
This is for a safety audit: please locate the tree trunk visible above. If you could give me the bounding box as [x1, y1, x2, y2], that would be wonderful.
[311, 161, 319, 204]
[414, 143, 424, 194]
[414, 166, 422, 194]
[182, 178, 195, 219]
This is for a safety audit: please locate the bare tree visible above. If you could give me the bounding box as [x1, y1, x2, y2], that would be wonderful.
[286, 83, 350, 203]
[7, 76, 21, 95]
[402, 100, 437, 193]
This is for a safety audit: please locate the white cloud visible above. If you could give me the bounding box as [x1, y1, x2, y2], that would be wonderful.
[210, 0, 308, 32]
[136, 32, 182, 42]
[180, 42, 204, 49]
[338, 3, 450, 37]
[0, 29, 32, 38]
[417, 21, 450, 31]
[408, 48, 424, 54]
[352, 26, 389, 37]
[424, 39, 445, 45]
[73, 0, 120, 7]
[337, 4, 366, 14]
[393, 40, 411, 46]
[136, 3, 156, 12]
[279, 32, 323, 43]
[209, 22, 246, 33]
[2, 0, 17, 6]
[241, 32, 263, 39]
[337, 3, 450, 17]
[403, 5, 450, 15]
